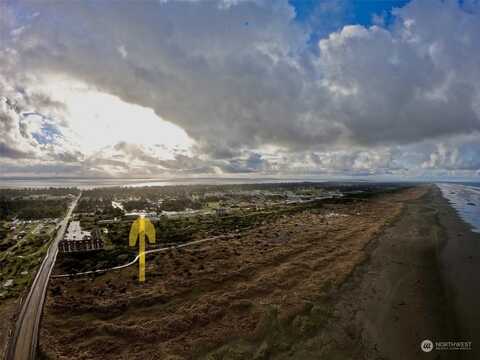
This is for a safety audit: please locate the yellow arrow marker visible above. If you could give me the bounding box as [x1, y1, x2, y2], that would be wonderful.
[129, 215, 156, 282]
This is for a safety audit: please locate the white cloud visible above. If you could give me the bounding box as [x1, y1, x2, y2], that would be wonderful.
[117, 45, 127, 59]
[0, 0, 479, 178]
[31, 78, 195, 155]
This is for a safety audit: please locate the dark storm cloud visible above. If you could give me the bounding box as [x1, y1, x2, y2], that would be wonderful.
[0, 142, 32, 159]
[1, 0, 480, 177]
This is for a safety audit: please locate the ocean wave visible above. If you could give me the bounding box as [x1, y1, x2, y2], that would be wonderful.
[437, 183, 480, 233]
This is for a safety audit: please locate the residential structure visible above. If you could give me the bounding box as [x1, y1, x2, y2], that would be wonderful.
[58, 221, 103, 253]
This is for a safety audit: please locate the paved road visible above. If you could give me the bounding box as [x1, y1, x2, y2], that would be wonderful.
[5, 194, 81, 360]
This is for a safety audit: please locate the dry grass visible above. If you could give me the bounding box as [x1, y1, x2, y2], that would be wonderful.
[40, 187, 427, 360]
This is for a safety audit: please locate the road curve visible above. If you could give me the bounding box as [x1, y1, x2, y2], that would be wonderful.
[5, 194, 81, 360]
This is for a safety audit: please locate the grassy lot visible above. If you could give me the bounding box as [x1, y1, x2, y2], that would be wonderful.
[0, 221, 57, 299]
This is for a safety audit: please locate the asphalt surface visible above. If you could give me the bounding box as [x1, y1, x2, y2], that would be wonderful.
[5, 194, 80, 360]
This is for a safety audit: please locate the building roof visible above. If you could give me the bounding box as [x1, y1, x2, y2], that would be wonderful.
[64, 221, 92, 241]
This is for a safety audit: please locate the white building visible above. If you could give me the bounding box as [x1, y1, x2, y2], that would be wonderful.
[64, 221, 92, 241]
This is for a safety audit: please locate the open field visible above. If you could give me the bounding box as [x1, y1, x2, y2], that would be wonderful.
[39, 185, 427, 359]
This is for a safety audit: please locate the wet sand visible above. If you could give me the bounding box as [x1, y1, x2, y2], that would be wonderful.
[305, 185, 479, 360]
[435, 185, 480, 359]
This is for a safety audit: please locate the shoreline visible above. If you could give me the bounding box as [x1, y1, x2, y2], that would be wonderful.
[274, 185, 457, 359]
[314, 184, 479, 359]
[434, 185, 480, 359]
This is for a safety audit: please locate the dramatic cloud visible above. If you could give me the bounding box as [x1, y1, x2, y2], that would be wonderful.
[0, 0, 479, 178]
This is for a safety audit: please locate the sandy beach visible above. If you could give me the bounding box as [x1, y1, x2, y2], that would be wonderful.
[299, 184, 479, 360]
[435, 185, 480, 359]
[307, 185, 457, 359]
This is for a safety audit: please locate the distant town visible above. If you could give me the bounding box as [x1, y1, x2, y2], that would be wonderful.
[0, 182, 387, 298]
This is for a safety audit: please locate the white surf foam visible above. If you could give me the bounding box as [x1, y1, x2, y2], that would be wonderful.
[437, 183, 480, 233]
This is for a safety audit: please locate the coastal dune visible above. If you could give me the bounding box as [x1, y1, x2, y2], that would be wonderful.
[38, 185, 478, 359]
[312, 186, 456, 359]
[311, 185, 480, 360]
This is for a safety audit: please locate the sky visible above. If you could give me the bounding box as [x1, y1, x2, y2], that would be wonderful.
[1, 0, 480, 180]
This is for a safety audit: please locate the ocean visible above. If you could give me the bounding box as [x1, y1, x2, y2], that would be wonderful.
[3, 178, 479, 233]
[437, 182, 480, 233]
[0, 177, 331, 189]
